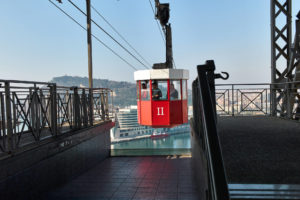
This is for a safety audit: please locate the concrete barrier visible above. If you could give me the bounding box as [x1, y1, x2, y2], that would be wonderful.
[0, 121, 114, 199]
[190, 119, 209, 200]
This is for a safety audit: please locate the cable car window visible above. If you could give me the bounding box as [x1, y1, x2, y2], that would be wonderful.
[141, 81, 150, 101]
[152, 81, 168, 100]
[170, 80, 181, 100]
[136, 81, 140, 101]
[182, 80, 187, 100]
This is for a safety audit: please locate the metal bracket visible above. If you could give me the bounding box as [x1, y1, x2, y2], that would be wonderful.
[214, 72, 229, 80]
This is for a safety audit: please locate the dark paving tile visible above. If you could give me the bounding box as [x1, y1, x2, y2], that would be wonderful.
[155, 192, 177, 200]
[178, 186, 198, 193]
[178, 192, 199, 200]
[139, 182, 159, 188]
[45, 156, 200, 200]
[159, 180, 177, 185]
[116, 186, 138, 193]
[157, 185, 178, 193]
[136, 186, 157, 193]
[133, 192, 156, 200]
[111, 190, 136, 199]
[119, 181, 140, 188]
[141, 179, 160, 184]
[123, 177, 143, 183]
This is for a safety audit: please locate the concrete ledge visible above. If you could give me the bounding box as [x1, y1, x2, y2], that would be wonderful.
[0, 121, 114, 200]
[111, 148, 191, 156]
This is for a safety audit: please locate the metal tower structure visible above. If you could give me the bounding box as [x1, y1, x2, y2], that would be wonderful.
[271, 0, 293, 117]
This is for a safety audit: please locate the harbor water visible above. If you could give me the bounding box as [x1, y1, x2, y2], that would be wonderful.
[111, 131, 191, 156]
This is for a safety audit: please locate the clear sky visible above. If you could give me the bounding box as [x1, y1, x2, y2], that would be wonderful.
[0, 0, 299, 84]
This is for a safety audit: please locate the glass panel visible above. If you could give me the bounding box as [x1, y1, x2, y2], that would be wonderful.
[152, 80, 168, 101]
[141, 81, 150, 101]
[182, 80, 187, 100]
[170, 80, 181, 100]
[136, 81, 140, 101]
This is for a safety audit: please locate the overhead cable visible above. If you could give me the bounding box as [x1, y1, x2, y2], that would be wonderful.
[67, 0, 150, 69]
[91, 4, 152, 67]
[48, 0, 138, 71]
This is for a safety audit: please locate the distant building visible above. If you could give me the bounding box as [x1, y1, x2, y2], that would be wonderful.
[111, 106, 154, 139]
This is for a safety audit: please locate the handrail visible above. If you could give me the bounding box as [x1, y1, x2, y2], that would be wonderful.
[192, 60, 230, 200]
[214, 83, 300, 118]
[216, 81, 300, 86]
[0, 79, 114, 155]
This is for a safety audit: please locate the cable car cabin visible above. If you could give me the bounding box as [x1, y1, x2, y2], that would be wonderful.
[134, 68, 189, 128]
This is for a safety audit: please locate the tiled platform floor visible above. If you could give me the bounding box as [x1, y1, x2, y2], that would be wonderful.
[45, 156, 200, 200]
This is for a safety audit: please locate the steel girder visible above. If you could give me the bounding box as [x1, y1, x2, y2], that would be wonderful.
[270, 0, 293, 117]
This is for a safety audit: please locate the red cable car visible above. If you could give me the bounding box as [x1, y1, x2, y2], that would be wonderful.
[135, 69, 189, 128]
[134, 0, 189, 128]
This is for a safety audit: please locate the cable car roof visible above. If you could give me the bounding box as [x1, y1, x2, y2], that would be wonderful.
[134, 68, 189, 81]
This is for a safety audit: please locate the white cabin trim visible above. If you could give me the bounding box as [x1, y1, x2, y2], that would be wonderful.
[134, 69, 189, 81]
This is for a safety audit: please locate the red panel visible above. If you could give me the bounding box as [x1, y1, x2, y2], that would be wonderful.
[182, 100, 188, 123]
[137, 81, 141, 124]
[170, 100, 182, 124]
[137, 79, 188, 128]
[152, 101, 170, 126]
[140, 101, 152, 126]
[137, 101, 141, 124]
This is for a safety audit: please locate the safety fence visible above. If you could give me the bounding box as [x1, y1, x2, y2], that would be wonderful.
[215, 83, 300, 119]
[0, 80, 113, 154]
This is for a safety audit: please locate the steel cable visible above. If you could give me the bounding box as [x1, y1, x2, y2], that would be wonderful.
[48, 0, 138, 71]
[91, 4, 152, 68]
[67, 0, 150, 69]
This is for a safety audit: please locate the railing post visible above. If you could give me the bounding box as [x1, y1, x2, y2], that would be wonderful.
[29, 88, 34, 136]
[5, 82, 13, 152]
[12, 92, 17, 145]
[231, 84, 234, 116]
[105, 92, 109, 120]
[100, 92, 105, 121]
[110, 90, 113, 120]
[34, 85, 40, 140]
[73, 87, 81, 129]
[286, 83, 293, 119]
[39, 89, 46, 133]
[50, 84, 57, 136]
[270, 84, 273, 116]
[89, 88, 93, 126]
[271, 84, 276, 117]
[0, 91, 6, 151]
[206, 61, 217, 118]
[82, 89, 88, 127]
[72, 88, 76, 130]
[265, 89, 268, 115]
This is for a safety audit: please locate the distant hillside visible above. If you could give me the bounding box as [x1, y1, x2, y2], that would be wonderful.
[51, 76, 192, 107]
[51, 76, 136, 107]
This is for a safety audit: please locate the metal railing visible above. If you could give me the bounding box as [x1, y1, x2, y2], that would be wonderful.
[0, 79, 113, 155]
[192, 61, 230, 200]
[215, 83, 300, 119]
